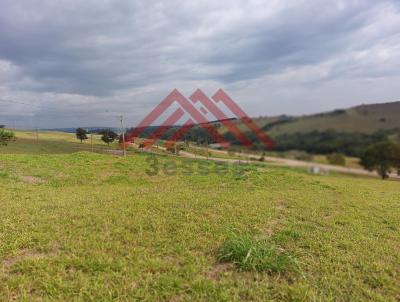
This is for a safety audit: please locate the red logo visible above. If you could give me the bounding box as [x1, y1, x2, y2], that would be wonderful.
[125, 89, 274, 150]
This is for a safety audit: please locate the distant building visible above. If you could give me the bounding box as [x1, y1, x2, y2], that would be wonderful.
[209, 142, 231, 149]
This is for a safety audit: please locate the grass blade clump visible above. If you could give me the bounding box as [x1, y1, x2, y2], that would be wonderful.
[217, 234, 296, 273]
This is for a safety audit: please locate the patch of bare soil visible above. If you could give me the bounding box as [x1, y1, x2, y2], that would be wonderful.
[263, 200, 288, 236]
[3, 249, 58, 268]
[20, 175, 45, 184]
[205, 263, 233, 281]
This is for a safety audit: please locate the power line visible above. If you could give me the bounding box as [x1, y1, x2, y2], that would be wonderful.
[0, 98, 42, 108]
[0, 98, 132, 131]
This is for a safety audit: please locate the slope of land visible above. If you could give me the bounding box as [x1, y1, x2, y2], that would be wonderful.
[0, 129, 119, 154]
[39, 101, 400, 136]
[0, 151, 399, 301]
[252, 101, 400, 135]
[3, 129, 400, 179]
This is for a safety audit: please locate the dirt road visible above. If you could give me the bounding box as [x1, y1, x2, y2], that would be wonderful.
[119, 143, 399, 180]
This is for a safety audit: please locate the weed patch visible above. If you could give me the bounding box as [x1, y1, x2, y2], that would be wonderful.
[217, 234, 296, 273]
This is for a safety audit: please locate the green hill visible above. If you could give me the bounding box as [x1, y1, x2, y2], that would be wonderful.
[254, 101, 400, 136]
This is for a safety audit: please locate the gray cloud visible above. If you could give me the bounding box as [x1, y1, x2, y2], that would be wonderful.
[0, 0, 399, 128]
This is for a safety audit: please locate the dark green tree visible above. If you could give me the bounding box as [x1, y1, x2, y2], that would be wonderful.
[100, 129, 118, 146]
[0, 129, 15, 146]
[76, 128, 88, 143]
[360, 141, 400, 179]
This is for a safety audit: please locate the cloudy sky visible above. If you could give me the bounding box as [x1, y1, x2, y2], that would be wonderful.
[0, 0, 399, 128]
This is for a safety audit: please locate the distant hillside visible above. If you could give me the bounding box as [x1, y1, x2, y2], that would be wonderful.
[42, 101, 400, 143]
[41, 127, 120, 133]
[251, 101, 400, 136]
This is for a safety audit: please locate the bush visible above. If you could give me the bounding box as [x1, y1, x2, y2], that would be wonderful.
[0, 129, 15, 146]
[326, 153, 346, 166]
[294, 151, 313, 161]
[100, 129, 118, 145]
[217, 234, 296, 273]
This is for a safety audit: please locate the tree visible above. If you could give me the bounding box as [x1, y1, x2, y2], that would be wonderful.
[0, 129, 15, 146]
[76, 128, 88, 143]
[100, 129, 118, 146]
[360, 141, 400, 179]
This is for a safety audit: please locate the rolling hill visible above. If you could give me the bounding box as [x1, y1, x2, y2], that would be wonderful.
[251, 101, 400, 136]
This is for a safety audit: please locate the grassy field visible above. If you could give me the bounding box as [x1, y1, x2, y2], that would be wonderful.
[0, 130, 119, 155]
[0, 132, 399, 301]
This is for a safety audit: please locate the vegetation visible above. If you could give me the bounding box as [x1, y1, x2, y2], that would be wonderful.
[99, 129, 119, 145]
[272, 129, 399, 157]
[254, 101, 400, 136]
[217, 234, 296, 273]
[125, 101, 400, 158]
[75, 128, 88, 143]
[0, 130, 120, 154]
[0, 128, 15, 146]
[360, 141, 400, 179]
[0, 134, 399, 300]
[131, 125, 400, 159]
[326, 153, 346, 166]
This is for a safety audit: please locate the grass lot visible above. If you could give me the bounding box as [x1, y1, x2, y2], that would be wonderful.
[0, 143, 399, 301]
[0, 130, 119, 154]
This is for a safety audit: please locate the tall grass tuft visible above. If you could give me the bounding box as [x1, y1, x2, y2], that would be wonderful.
[217, 234, 296, 273]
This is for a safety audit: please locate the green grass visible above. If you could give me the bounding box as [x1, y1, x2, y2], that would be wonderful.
[0, 139, 400, 300]
[217, 234, 296, 273]
[0, 130, 120, 154]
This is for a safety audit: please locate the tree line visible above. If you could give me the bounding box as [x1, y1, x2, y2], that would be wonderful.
[75, 128, 119, 145]
[2, 125, 398, 180]
[129, 125, 400, 179]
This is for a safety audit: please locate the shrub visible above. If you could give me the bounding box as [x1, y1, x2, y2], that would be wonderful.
[294, 151, 313, 161]
[217, 234, 296, 273]
[326, 153, 346, 166]
[100, 129, 118, 145]
[0, 129, 15, 146]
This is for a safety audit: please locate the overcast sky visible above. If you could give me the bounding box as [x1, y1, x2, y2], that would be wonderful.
[0, 0, 399, 128]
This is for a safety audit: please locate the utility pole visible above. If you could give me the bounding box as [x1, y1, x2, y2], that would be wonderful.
[91, 132, 93, 152]
[120, 115, 126, 157]
[206, 138, 209, 160]
[36, 128, 39, 144]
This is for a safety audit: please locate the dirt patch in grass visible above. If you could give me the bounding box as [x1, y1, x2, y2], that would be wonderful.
[3, 249, 58, 268]
[276, 200, 288, 211]
[20, 175, 45, 184]
[205, 263, 233, 281]
[100, 171, 114, 178]
[263, 219, 280, 236]
[263, 201, 288, 236]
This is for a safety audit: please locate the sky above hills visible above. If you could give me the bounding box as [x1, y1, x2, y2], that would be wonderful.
[0, 0, 400, 128]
